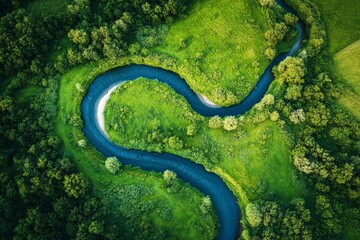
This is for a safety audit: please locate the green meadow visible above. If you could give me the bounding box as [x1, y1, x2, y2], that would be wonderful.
[154, 0, 269, 105]
[104, 79, 307, 210]
[312, 0, 360, 53]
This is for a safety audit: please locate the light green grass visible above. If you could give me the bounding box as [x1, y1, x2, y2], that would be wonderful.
[104, 79, 307, 208]
[333, 40, 360, 119]
[26, 0, 70, 16]
[312, 0, 360, 53]
[154, 0, 269, 105]
[104, 78, 203, 150]
[334, 40, 360, 93]
[56, 64, 218, 239]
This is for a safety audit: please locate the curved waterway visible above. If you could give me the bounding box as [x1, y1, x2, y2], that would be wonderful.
[81, 1, 304, 239]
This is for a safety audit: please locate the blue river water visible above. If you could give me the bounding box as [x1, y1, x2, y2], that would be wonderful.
[81, 1, 304, 239]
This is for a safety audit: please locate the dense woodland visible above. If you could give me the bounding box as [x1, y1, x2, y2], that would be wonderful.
[0, 0, 192, 239]
[0, 0, 359, 239]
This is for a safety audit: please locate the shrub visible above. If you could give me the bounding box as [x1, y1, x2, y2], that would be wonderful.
[105, 157, 122, 174]
[208, 115, 223, 129]
[223, 116, 238, 131]
[246, 203, 263, 227]
[163, 170, 177, 183]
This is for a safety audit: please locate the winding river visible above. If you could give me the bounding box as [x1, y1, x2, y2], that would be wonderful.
[81, 1, 304, 239]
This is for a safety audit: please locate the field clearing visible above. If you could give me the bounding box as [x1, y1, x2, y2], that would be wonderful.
[333, 40, 360, 119]
[334, 40, 360, 93]
[155, 0, 269, 105]
[312, 0, 360, 53]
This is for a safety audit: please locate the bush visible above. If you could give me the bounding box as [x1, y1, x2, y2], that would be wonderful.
[246, 203, 263, 227]
[208, 115, 222, 129]
[105, 157, 122, 174]
[163, 170, 177, 183]
[223, 116, 238, 131]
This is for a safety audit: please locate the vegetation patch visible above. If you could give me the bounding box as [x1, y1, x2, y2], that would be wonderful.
[152, 0, 269, 105]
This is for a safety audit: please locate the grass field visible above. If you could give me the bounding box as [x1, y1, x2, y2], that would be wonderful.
[312, 0, 360, 53]
[56, 65, 218, 239]
[104, 79, 308, 208]
[334, 40, 360, 119]
[334, 40, 360, 93]
[154, 0, 269, 105]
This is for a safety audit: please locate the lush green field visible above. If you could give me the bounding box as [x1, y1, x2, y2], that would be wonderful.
[153, 0, 269, 105]
[56, 65, 218, 239]
[312, 0, 360, 53]
[334, 40, 360, 119]
[104, 79, 307, 208]
[335, 40, 360, 93]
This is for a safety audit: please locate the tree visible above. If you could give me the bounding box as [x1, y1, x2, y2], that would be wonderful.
[270, 111, 280, 121]
[0, 97, 13, 112]
[167, 136, 184, 149]
[75, 83, 85, 92]
[223, 116, 238, 131]
[77, 139, 87, 147]
[306, 103, 330, 127]
[88, 220, 104, 235]
[163, 170, 176, 185]
[209, 115, 222, 129]
[284, 13, 298, 26]
[200, 196, 212, 214]
[246, 203, 263, 227]
[63, 173, 87, 198]
[265, 47, 276, 60]
[289, 109, 306, 124]
[186, 124, 197, 136]
[105, 157, 122, 174]
[258, 0, 275, 8]
[276, 57, 306, 84]
[68, 28, 89, 45]
[285, 84, 303, 101]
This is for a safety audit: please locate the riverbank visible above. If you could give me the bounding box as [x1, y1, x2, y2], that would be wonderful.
[97, 83, 124, 135]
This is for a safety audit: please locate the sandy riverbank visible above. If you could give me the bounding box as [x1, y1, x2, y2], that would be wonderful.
[97, 83, 125, 135]
[198, 94, 221, 108]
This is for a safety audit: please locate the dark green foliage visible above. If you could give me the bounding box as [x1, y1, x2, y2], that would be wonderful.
[0, 0, 189, 238]
[245, 199, 312, 240]
[257, 0, 298, 59]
